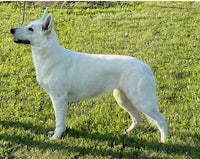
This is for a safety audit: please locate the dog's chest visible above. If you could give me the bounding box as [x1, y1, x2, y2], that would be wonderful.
[32, 55, 54, 92]
[35, 66, 51, 93]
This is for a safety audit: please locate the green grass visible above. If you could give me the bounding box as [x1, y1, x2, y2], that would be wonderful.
[0, 2, 200, 158]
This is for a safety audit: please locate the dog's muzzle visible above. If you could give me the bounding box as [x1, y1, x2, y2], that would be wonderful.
[10, 28, 31, 44]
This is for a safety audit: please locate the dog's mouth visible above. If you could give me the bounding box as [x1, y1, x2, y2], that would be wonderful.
[13, 38, 31, 44]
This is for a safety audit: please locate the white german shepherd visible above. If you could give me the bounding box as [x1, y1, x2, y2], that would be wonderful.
[10, 9, 168, 142]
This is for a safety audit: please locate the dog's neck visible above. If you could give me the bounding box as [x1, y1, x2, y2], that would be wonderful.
[30, 30, 64, 81]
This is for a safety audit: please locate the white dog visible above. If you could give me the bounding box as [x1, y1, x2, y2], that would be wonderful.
[10, 9, 168, 142]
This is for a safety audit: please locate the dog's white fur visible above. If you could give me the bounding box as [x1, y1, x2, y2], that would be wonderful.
[11, 9, 168, 142]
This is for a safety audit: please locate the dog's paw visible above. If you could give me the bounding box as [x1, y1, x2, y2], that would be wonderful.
[50, 134, 62, 140]
[49, 128, 66, 140]
[48, 131, 59, 140]
[48, 131, 54, 135]
[126, 123, 139, 132]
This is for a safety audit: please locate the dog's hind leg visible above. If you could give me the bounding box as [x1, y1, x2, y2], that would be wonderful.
[125, 76, 168, 143]
[134, 100, 168, 143]
[113, 89, 144, 132]
[144, 109, 168, 143]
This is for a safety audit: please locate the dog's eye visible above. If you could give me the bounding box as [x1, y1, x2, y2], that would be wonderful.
[28, 27, 34, 32]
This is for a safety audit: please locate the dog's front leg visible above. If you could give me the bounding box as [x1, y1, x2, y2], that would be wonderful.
[49, 95, 67, 140]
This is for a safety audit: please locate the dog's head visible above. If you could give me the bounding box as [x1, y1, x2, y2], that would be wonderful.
[10, 8, 53, 46]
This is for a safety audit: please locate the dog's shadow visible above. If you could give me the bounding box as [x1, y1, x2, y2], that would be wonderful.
[0, 120, 199, 158]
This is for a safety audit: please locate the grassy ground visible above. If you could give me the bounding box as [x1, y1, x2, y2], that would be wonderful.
[0, 2, 200, 158]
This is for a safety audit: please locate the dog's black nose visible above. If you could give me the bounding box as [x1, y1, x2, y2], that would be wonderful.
[10, 28, 15, 34]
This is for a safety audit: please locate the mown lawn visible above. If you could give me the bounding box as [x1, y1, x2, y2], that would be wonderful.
[0, 2, 200, 158]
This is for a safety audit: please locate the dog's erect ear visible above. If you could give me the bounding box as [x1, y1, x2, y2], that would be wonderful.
[41, 8, 48, 21]
[42, 14, 53, 34]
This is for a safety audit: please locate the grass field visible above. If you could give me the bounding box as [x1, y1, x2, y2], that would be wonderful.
[0, 2, 200, 158]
